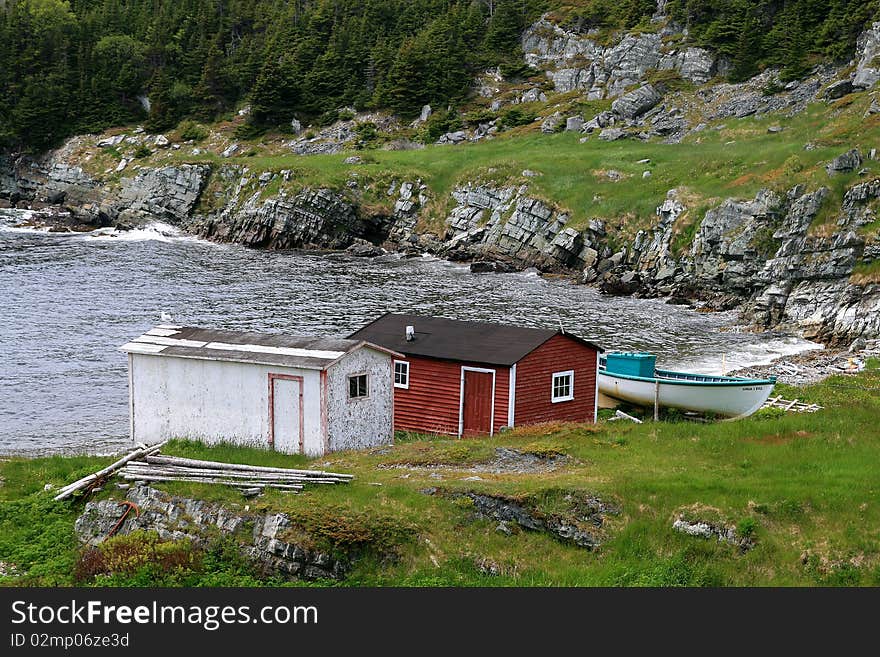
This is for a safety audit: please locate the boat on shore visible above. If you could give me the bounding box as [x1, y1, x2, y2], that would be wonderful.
[598, 352, 776, 419]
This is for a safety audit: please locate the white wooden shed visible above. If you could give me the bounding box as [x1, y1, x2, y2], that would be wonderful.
[119, 325, 400, 456]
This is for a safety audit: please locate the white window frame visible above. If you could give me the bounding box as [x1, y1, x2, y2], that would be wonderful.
[551, 370, 575, 403]
[348, 372, 369, 401]
[394, 360, 410, 389]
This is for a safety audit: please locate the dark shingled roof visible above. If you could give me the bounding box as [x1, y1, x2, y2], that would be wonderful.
[348, 313, 603, 366]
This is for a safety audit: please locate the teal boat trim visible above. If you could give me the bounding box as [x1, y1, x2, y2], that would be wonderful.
[599, 366, 776, 387]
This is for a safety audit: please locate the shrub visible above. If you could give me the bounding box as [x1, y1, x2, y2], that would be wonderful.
[177, 120, 208, 142]
[133, 144, 152, 159]
[421, 110, 464, 144]
[498, 107, 537, 130]
[464, 108, 496, 125]
[354, 121, 379, 149]
[737, 517, 757, 538]
[74, 532, 200, 583]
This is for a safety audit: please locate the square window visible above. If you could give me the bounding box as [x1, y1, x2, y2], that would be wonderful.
[394, 360, 409, 389]
[349, 374, 368, 399]
[552, 370, 574, 403]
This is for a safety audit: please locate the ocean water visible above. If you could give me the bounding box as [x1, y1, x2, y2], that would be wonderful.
[0, 211, 821, 455]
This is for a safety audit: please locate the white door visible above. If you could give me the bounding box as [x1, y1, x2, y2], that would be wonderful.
[271, 376, 302, 453]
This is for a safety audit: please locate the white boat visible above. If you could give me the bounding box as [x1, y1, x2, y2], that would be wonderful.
[598, 352, 776, 419]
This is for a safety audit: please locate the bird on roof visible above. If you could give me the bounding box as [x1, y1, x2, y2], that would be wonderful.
[160, 311, 173, 322]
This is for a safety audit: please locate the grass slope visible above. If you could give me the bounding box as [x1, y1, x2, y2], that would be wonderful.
[2, 362, 878, 587]
[150, 91, 880, 242]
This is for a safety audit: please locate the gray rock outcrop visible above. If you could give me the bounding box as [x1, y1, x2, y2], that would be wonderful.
[192, 178, 373, 250]
[854, 22, 880, 89]
[522, 16, 716, 98]
[430, 183, 602, 272]
[621, 179, 880, 344]
[115, 165, 209, 224]
[75, 486, 351, 580]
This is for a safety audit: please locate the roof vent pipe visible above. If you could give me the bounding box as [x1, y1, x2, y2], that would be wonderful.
[405, 325, 415, 341]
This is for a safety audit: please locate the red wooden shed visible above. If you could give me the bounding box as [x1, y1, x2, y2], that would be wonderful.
[349, 313, 603, 437]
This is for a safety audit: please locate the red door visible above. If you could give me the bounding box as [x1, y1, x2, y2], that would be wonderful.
[462, 370, 494, 437]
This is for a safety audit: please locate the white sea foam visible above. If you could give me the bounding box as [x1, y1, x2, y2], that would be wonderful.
[0, 208, 52, 232]
[80, 221, 195, 243]
[0, 209, 212, 244]
[669, 335, 824, 375]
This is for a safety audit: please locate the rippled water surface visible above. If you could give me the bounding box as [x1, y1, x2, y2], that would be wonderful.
[0, 212, 820, 455]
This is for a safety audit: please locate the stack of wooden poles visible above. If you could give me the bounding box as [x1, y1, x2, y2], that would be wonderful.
[53, 442, 352, 501]
[118, 455, 352, 492]
[54, 442, 167, 501]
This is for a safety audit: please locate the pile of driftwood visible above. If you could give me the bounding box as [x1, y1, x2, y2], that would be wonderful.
[54, 443, 352, 500]
[119, 455, 352, 492]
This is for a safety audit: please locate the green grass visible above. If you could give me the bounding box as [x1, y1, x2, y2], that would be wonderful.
[851, 258, 880, 283]
[166, 90, 880, 240]
[2, 362, 879, 587]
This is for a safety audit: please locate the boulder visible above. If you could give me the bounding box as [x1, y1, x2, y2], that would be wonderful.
[541, 112, 564, 133]
[824, 80, 853, 100]
[676, 48, 716, 85]
[583, 111, 614, 133]
[437, 131, 468, 145]
[520, 87, 547, 104]
[598, 127, 626, 141]
[346, 239, 385, 257]
[290, 117, 303, 134]
[600, 271, 641, 296]
[611, 84, 662, 120]
[154, 134, 170, 148]
[46, 190, 66, 205]
[826, 149, 863, 175]
[565, 116, 584, 132]
[470, 260, 515, 273]
[96, 134, 125, 148]
[420, 105, 433, 122]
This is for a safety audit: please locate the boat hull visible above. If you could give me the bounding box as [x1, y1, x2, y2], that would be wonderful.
[598, 371, 775, 419]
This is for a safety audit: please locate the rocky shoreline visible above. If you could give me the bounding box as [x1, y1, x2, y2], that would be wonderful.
[729, 338, 880, 386]
[3, 14, 880, 347]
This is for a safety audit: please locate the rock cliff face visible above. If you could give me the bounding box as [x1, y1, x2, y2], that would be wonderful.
[429, 183, 599, 271]
[612, 178, 880, 344]
[188, 166, 379, 250]
[1, 144, 209, 228]
[522, 18, 717, 99]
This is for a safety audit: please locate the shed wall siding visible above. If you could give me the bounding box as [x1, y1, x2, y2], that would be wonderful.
[394, 356, 509, 436]
[514, 334, 597, 425]
[327, 347, 395, 451]
[130, 354, 323, 454]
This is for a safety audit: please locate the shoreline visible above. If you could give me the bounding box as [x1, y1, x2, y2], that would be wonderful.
[729, 338, 880, 386]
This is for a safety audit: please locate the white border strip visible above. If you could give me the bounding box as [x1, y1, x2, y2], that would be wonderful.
[127, 334, 345, 360]
[205, 341, 345, 360]
[507, 363, 516, 427]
